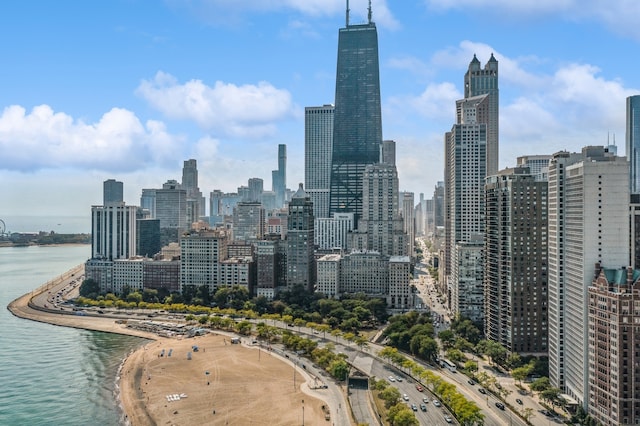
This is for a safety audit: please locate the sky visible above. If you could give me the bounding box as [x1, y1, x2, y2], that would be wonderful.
[1, 0, 639, 222]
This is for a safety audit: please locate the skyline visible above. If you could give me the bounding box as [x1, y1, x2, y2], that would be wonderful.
[1, 0, 639, 217]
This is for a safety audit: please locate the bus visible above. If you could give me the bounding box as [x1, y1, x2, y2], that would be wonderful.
[440, 358, 457, 372]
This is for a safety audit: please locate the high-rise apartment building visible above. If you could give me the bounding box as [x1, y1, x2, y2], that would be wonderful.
[232, 202, 265, 242]
[517, 155, 551, 182]
[484, 167, 548, 355]
[329, 5, 382, 227]
[464, 54, 499, 175]
[286, 184, 315, 291]
[91, 203, 137, 261]
[272, 144, 287, 209]
[305, 105, 334, 219]
[547, 146, 629, 407]
[315, 212, 354, 251]
[352, 163, 406, 257]
[103, 179, 123, 206]
[402, 192, 415, 258]
[179, 228, 229, 292]
[444, 74, 493, 318]
[588, 264, 640, 426]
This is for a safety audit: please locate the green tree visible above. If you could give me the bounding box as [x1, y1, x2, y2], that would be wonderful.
[530, 376, 551, 393]
[328, 359, 349, 381]
[79, 278, 100, 298]
[380, 387, 402, 408]
[438, 329, 455, 348]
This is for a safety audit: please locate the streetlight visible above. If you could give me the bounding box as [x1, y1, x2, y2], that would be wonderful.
[301, 399, 305, 426]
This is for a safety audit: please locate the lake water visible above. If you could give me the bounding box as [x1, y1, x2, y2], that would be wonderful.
[0, 245, 147, 426]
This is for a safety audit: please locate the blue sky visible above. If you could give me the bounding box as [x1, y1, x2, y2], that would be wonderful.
[1, 0, 639, 219]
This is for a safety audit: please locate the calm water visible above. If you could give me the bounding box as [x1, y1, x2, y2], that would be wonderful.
[0, 245, 147, 426]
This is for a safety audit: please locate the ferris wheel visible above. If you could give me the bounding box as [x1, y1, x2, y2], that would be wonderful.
[0, 219, 6, 236]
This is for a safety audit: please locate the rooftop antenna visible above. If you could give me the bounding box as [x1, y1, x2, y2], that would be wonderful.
[346, 0, 350, 27]
[368, 0, 372, 24]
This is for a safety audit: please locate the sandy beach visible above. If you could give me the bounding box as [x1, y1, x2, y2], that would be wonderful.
[8, 272, 338, 426]
[121, 334, 330, 426]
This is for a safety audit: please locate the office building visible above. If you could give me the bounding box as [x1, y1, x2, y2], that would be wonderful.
[588, 264, 640, 426]
[286, 184, 315, 291]
[248, 178, 264, 203]
[464, 54, 499, 175]
[329, 4, 382, 227]
[140, 188, 156, 218]
[305, 105, 334, 219]
[136, 218, 161, 258]
[547, 146, 629, 407]
[627, 95, 640, 196]
[484, 167, 548, 355]
[402, 192, 415, 258]
[103, 179, 123, 206]
[182, 159, 205, 219]
[155, 180, 188, 232]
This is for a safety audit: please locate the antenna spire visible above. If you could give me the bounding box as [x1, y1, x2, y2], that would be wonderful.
[346, 0, 350, 27]
[368, 0, 372, 23]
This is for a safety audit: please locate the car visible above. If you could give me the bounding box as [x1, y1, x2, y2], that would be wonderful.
[516, 398, 523, 405]
[444, 415, 453, 423]
[396, 376, 403, 382]
[411, 404, 418, 412]
[422, 397, 429, 403]
[415, 384, 423, 392]
[541, 410, 552, 417]
[467, 379, 476, 385]
[388, 376, 396, 382]
[495, 402, 505, 410]
[478, 387, 487, 394]
[433, 399, 442, 407]
[403, 394, 410, 401]
[420, 404, 427, 412]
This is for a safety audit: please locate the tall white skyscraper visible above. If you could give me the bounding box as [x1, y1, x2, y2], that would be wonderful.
[305, 104, 334, 219]
[547, 146, 629, 407]
[91, 205, 137, 260]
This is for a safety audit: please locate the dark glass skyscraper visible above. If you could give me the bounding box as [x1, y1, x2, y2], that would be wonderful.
[329, 8, 382, 227]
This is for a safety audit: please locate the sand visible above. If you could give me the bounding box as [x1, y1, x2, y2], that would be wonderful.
[8, 273, 337, 426]
[121, 334, 330, 426]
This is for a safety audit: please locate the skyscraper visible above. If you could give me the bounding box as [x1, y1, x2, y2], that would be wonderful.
[287, 184, 315, 291]
[272, 144, 287, 208]
[182, 159, 205, 219]
[547, 146, 629, 407]
[484, 166, 548, 355]
[627, 95, 640, 196]
[305, 105, 334, 219]
[464, 54, 499, 175]
[103, 179, 123, 206]
[329, 3, 383, 227]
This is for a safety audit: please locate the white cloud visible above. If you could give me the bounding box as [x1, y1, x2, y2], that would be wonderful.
[0, 105, 181, 172]
[425, 0, 640, 40]
[136, 71, 296, 138]
[390, 82, 461, 122]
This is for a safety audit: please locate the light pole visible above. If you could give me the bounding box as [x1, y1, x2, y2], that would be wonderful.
[301, 399, 304, 426]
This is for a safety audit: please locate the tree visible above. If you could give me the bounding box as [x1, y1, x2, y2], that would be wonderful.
[522, 407, 535, 423]
[464, 360, 478, 374]
[540, 387, 562, 410]
[530, 376, 551, 393]
[79, 279, 100, 298]
[380, 387, 401, 408]
[438, 329, 455, 348]
[328, 359, 349, 381]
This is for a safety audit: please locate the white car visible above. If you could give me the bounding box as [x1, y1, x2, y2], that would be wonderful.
[388, 376, 396, 382]
[444, 415, 453, 423]
[403, 394, 410, 401]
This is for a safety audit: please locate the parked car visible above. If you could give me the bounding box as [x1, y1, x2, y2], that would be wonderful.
[516, 398, 523, 405]
[420, 404, 427, 412]
[411, 404, 418, 412]
[415, 384, 423, 392]
[433, 399, 442, 407]
[444, 415, 453, 423]
[478, 387, 487, 394]
[467, 379, 476, 385]
[403, 394, 410, 401]
[388, 376, 396, 382]
[495, 402, 505, 410]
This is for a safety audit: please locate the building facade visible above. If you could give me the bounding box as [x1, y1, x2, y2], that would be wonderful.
[305, 104, 334, 220]
[91, 204, 137, 261]
[329, 10, 382, 227]
[286, 184, 315, 291]
[547, 146, 629, 406]
[588, 265, 640, 426]
[484, 167, 548, 355]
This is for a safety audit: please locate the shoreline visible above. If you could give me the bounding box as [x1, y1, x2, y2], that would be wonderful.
[8, 267, 341, 426]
